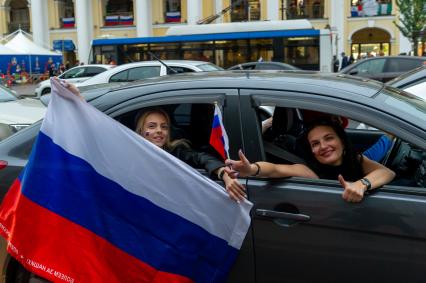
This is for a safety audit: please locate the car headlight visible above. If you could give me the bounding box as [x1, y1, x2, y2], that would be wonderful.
[8, 124, 31, 133]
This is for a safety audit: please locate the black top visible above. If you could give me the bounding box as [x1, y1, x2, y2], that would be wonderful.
[310, 159, 364, 182]
[169, 145, 223, 177]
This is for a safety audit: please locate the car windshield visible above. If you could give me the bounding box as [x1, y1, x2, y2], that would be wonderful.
[196, 63, 224, 71]
[380, 87, 426, 124]
[0, 85, 17, 102]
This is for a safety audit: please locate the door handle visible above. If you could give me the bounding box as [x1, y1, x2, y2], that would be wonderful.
[255, 209, 310, 222]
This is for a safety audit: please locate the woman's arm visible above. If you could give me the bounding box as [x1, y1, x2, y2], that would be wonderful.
[226, 150, 318, 179]
[338, 156, 395, 202]
[361, 155, 396, 189]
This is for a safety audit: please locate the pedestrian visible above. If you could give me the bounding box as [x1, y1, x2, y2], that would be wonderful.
[48, 63, 56, 77]
[339, 52, 349, 70]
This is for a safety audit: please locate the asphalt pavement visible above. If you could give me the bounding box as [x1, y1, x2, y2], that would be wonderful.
[10, 83, 38, 98]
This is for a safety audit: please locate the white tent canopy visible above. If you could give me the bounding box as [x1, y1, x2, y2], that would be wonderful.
[4, 31, 60, 56]
[0, 44, 16, 55]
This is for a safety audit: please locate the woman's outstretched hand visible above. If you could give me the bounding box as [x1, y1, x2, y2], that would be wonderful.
[338, 174, 366, 203]
[222, 173, 246, 202]
[225, 150, 255, 178]
[52, 77, 84, 100]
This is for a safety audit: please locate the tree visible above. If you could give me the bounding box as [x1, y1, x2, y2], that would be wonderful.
[394, 0, 426, 56]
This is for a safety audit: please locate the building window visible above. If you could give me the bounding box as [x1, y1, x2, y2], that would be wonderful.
[164, 0, 181, 23]
[286, 0, 324, 19]
[61, 0, 75, 28]
[105, 0, 134, 26]
[350, 0, 392, 17]
[9, 0, 30, 32]
[231, 0, 261, 22]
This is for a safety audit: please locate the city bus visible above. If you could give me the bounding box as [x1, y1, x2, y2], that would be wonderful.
[90, 19, 332, 71]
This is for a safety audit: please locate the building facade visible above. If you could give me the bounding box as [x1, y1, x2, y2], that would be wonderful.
[0, 0, 413, 65]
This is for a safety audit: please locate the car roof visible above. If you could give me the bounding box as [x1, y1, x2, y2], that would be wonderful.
[340, 56, 426, 73]
[96, 70, 383, 101]
[228, 61, 299, 70]
[67, 64, 114, 69]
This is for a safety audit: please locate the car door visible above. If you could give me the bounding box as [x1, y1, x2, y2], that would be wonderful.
[239, 89, 426, 283]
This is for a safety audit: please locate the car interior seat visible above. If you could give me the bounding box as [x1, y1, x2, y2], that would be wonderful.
[263, 107, 306, 164]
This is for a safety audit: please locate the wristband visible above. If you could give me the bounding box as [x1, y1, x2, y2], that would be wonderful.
[252, 162, 261, 177]
[360, 177, 371, 191]
[218, 168, 225, 180]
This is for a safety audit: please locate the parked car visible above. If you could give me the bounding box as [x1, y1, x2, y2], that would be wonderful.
[0, 71, 425, 282]
[0, 96, 45, 141]
[0, 85, 18, 102]
[74, 60, 223, 88]
[228, 61, 299, 71]
[339, 55, 426, 82]
[387, 65, 426, 100]
[34, 64, 114, 97]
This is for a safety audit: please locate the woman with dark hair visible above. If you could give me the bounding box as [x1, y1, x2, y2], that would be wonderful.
[226, 118, 395, 203]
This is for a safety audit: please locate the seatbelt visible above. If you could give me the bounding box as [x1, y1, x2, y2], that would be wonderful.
[264, 141, 307, 165]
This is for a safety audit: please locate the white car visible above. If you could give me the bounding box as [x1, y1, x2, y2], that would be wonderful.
[74, 60, 223, 88]
[34, 64, 114, 97]
[0, 98, 46, 140]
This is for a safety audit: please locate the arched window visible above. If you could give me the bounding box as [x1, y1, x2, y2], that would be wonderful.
[9, 0, 30, 32]
[351, 28, 391, 59]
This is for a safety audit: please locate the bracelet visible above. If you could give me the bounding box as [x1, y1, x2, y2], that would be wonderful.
[218, 168, 225, 180]
[360, 177, 372, 192]
[252, 162, 261, 177]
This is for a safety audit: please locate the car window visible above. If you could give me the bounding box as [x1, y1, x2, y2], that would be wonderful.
[196, 63, 224, 71]
[128, 66, 161, 81]
[403, 81, 426, 100]
[167, 67, 195, 75]
[0, 86, 17, 102]
[355, 59, 386, 74]
[257, 105, 425, 189]
[109, 70, 129, 82]
[61, 67, 84, 79]
[84, 67, 107, 77]
[241, 64, 256, 70]
[386, 58, 424, 73]
[256, 63, 283, 70]
[116, 103, 216, 153]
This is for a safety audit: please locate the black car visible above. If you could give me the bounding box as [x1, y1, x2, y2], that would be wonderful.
[340, 55, 426, 82]
[0, 71, 425, 282]
[228, 61, 299, 71]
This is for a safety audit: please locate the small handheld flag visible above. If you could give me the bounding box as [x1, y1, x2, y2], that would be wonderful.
[210, 103, 230, 160]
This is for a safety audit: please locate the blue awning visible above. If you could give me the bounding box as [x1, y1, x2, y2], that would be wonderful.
[53, 40, 75, 51]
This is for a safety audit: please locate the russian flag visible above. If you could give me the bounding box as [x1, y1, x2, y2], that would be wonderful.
[119, 15, 134, 25]
[105, 15, 119, 26]
[210, 104, 230, 160]
[62, 17, 75, 28]
[166, 11, 181, 23]
[0, 79, 252, 282]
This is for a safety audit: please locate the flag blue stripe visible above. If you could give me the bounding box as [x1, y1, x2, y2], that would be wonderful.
[21, 132, 238, 282]
[212, 115, 221, 128]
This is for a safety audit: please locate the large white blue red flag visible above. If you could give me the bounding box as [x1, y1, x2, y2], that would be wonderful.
[0, 79, 252, 282]
[209, 104, 230, 160]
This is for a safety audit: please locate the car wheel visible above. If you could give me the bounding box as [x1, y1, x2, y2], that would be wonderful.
[41, 88, 51, 96]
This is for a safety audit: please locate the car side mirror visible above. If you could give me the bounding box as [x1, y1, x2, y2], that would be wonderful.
[349, 69, 358, 75]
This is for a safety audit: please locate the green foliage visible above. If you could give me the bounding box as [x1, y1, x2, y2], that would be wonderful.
[394, 0, 426, 55]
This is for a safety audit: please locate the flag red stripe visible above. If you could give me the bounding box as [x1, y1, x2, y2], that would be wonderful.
[0, 179, 193, 283]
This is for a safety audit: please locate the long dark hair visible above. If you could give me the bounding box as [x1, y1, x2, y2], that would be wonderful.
[302, 118, 363, 179]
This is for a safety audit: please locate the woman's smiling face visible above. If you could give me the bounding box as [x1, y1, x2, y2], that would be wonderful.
[141, 112, 170, 148]
[307, 125, 344, 166]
